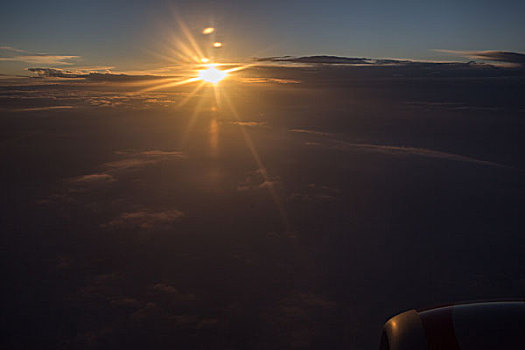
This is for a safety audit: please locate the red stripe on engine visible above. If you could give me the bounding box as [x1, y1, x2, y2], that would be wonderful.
[419, 306, 461, 350]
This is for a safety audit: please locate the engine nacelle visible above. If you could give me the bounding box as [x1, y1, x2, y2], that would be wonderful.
[380, 301, 525, 350]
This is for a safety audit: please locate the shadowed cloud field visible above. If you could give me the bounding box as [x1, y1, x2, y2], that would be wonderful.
[1, 62, 524, 349]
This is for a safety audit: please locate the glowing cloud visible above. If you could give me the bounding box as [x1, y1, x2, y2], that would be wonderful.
[0, 55, 79, 65]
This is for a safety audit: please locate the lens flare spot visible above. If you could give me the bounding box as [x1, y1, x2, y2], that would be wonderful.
[201, 57, 210, 63]
[202, 27, 215, 35]
[198, 67, 227, 84]
[213, 42, 223, 48]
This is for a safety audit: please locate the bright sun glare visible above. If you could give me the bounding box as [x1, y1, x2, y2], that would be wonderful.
[139, 25, 250, 93]
[198, 67, 227, 84]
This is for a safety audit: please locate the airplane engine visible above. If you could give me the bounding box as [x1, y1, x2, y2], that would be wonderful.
[379, 301, 525, 350]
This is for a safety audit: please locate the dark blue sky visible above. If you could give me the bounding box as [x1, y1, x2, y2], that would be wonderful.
[1, 0, 524, 72]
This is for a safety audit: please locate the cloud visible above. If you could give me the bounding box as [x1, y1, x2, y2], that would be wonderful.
[0, 84, 179, 111]
[61, 173, 118, 194]
[229, 121, 268, 127]
[104, 150, 185, 170]
[0, 47, 81, 68]
[350, 143, 506, 167]
[237, 169, 280, 191]
[240, 77, 301, 84]
[70, 173, 117, 185]
[257, 53, 523, 67]
[40, 150, 184, 206]
[8, 105, 74, 112]
[289, 129, 334, 137]
[290, 129, 508, 168]
[255, 55, 442, 66]
[0, 46, 28, 53]
[86, 95, 178, 109]
[103, 158, 160, 169]
[435, 50, 525, 67]
[257, 55, 375, 65]
[26, 67, 83, 78]
[250, 54, 525, 84]
[0, 55, 79, 65]
[134, 150, 184, 157]
[26, 67, 171, 82]
[71, 173, 116, 183]
[152, 283, 196, 301]
[104, 209, 184, 230]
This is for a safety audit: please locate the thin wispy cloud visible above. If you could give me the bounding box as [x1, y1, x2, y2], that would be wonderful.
[240, 77, 301, 84]
[290, 129, 508, 168]
[0, 46, 28, 53]
[1, 46, 79, 65]
[8, 105, 74, 112]
[0, 55, 79, 65]
[105, 150, 185, 170]
[104, 209, 185, 230]
[70, 173, 117, 185]
[229, 121, 268, 127]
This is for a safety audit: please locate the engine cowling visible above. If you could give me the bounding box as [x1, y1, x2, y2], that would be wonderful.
[380, 301, 525, 350]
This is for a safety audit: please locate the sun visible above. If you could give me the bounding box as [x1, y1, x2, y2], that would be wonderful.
[198, 67, 227, 84]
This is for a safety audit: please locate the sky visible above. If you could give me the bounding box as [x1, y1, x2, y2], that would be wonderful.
[1, 0, 525, 74]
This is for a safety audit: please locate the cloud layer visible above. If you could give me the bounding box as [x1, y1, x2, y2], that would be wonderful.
[27, 67, 169, 82]
[435, 50, 525, 67]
